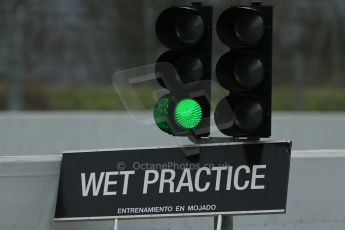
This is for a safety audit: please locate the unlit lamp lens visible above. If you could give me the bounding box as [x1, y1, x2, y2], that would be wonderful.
[215, 98, 264, 135]
[235, 57, 264, 89]
[235, 101, 263, 132]
[235, 14, 265, 45]
[176, 12, 205, 45]
[175, 55, 204, 84]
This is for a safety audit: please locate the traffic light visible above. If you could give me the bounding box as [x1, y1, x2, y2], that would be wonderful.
[214, 3, 272, 138]
[154, 3, 212, 137]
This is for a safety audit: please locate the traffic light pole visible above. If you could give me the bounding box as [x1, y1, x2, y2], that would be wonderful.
[188, 135, 260, 230]
[188, 136, 235, 230]
[113, 218, 119, 230]
[154, 2, 271, 229]
[215, 215, 233, 230]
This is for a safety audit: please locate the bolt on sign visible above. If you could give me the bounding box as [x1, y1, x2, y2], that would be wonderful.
[54, 141, 291, 221]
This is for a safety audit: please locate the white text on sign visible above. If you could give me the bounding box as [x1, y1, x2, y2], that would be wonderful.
[81, 165, 266, 197]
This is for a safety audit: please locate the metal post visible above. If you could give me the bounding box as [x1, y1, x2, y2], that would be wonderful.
[216, 215, 222, 230]
[214, 215, 233, 230]
[188, 136, 235, 230]
[113, 218, 119, 230]
[188, 137, 237, 230]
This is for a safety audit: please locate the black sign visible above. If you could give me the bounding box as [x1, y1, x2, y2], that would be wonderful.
[55, 141, 291, 221]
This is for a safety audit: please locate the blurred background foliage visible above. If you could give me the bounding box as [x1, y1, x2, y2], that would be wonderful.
[0, 0, 344, 111]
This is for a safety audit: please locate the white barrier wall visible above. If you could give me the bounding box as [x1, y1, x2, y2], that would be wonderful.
[0, 112, 344, 156]
[1, 150, 345, 230]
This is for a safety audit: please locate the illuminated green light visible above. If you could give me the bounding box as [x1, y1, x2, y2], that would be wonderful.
[153, 96, 172, 134]
[174, 99, 202, 129]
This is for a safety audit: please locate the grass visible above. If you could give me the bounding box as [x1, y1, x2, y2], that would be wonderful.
[273, 87, 345, 111]
[1, 85, 345, 111]
[43, 85, 156, 111]
[0, 85, 5, 109]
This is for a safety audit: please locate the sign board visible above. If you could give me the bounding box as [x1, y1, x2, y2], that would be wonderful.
[54, 141, 291, 221]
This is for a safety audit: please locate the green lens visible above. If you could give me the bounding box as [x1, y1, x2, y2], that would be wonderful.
[153, 96, 172, 134]
[174, 99, 202, 129]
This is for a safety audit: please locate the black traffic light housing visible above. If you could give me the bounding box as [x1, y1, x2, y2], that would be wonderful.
[155, 3, 213, 137]
[215, 3, 272, 138]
